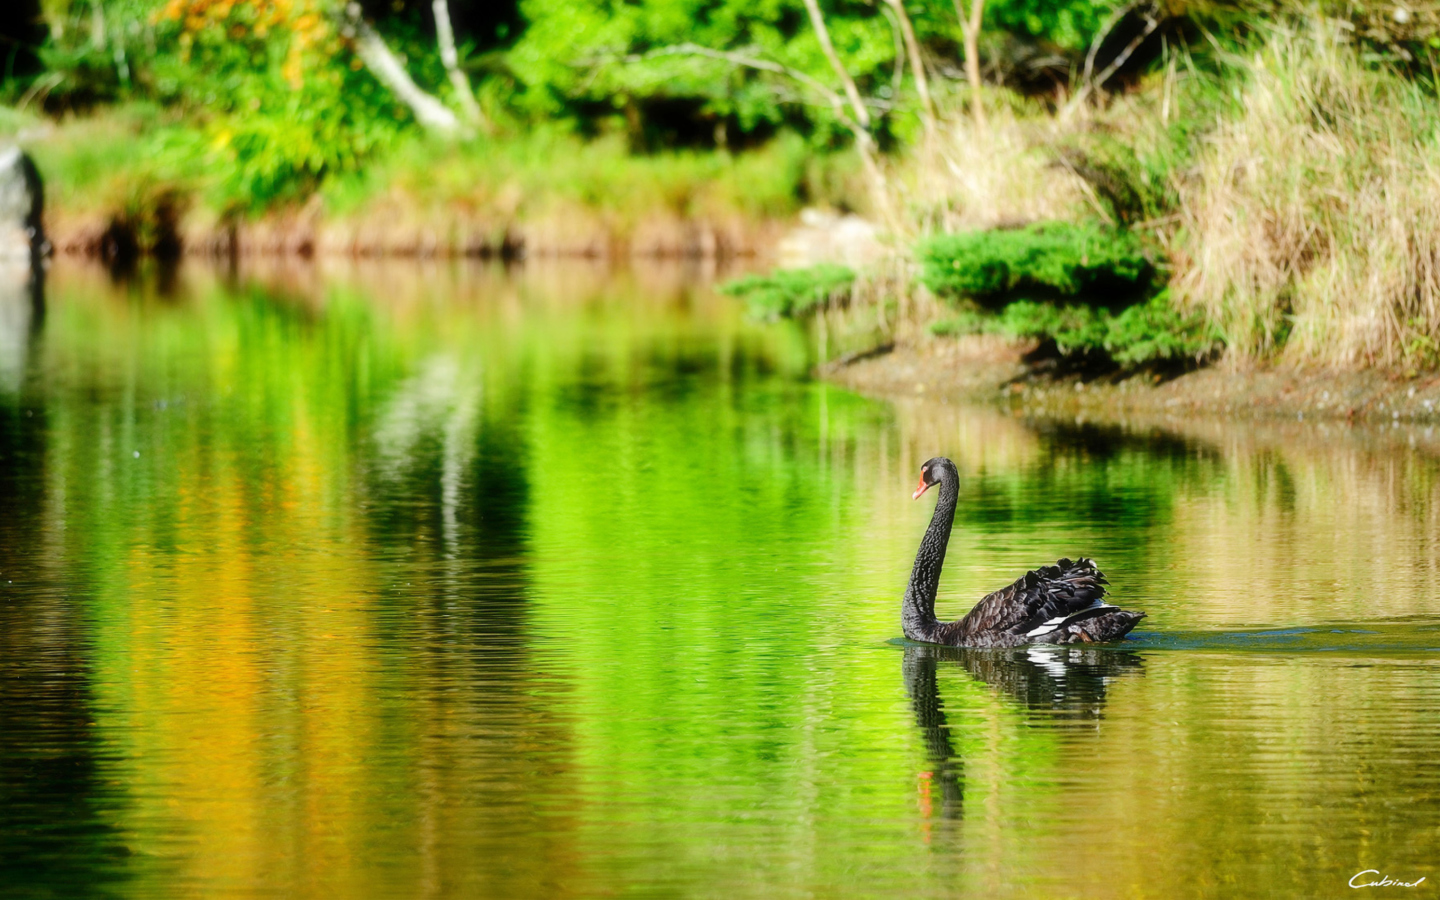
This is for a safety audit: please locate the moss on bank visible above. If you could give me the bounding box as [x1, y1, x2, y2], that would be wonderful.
[825, 332, 1440, 426]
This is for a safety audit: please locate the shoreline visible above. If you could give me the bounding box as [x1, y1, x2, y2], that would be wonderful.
[29, 252, 1440, 426]
[43, 210, 789, 261]
[823, 335, 1440, 426]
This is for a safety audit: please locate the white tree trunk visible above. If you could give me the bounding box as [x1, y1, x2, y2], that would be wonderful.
[432, 0, 487, 129]
[343, 3, 459, 134]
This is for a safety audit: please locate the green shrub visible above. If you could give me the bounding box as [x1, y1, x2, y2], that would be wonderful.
[930, 293, 1222, 368]
[1102, 293, 1224, 366]
[918, 222, 1153, 301]
[998, 300, 1108, 353]
[34, 0, 403, 214]
[719, 265, 856, 321]
[927, 309, 996, 337]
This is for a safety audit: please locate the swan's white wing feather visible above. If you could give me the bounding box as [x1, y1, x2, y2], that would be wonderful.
[1025, 599, 1116, 637]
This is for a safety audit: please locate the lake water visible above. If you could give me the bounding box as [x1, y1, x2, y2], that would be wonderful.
[2, 261, 1437, 898]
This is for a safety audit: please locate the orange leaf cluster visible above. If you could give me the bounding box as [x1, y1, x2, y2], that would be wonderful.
[155, 0, 333, 90]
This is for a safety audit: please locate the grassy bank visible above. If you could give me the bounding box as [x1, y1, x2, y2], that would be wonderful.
[6, 106, 866, 259]
[10, 3, 1440, 371]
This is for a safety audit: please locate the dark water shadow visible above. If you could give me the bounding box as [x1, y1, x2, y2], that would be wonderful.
[1127, 620, 1440, 655]
[0, 262, 136, 896]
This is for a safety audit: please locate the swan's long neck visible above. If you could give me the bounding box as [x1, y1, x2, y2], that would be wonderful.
[903, 471, 958, 642]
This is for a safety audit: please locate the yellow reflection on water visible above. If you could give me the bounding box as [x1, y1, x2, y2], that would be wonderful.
[2, 260, 1435, 899]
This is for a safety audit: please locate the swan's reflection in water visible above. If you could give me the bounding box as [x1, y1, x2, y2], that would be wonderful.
[903, 644, 967, 822]
[954, 644, 1145, 719]
[902, 644, 1146, 821]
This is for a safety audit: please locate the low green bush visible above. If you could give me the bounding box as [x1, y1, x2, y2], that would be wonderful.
[719, 265, 856, 320]
[929, 292, 1222, 368]
[1102, 293, 1224, 366]
[918, 222, 1153, 302]
[927, 309, 994, 337]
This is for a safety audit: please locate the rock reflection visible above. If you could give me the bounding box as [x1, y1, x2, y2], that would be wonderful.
[0, 262, 134, 895]
[0, 261, 42, 395]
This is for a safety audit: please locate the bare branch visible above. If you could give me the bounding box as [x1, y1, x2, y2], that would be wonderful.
[1082, 1, 1137, 88]
[1066, 8, 1160, 115]
[800, 0, 871, 129]
[341, 3, 459, 135]
[636, 43, 862, 134]
[1093, 13, 1159, 90]
[793, 0, 898, 226]
[881, 0, 935, 138]
[626, 38, 895, 229]
[877, 4, 905, 95]
[952, 0, 986, 130]
[90, 1, 105, 51]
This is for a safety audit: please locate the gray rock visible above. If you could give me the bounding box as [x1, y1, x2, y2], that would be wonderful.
[0, 146, 46, 263]
[778, 208, 882, 268]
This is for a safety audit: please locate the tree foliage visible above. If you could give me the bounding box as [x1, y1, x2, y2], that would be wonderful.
[23, 0, 1129, 148]
[31, 0, 404, 209]
[504, 0, 1123, 143]
[12, 0, 1130, 210]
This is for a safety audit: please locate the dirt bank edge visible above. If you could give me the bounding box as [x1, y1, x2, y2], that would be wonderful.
[823, 336, 1440, 426]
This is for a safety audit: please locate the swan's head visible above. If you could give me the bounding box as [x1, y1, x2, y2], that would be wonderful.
[912, 457, 955, 500]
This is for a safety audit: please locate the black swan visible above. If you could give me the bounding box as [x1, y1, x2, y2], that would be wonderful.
[902, 457, 1144, 648]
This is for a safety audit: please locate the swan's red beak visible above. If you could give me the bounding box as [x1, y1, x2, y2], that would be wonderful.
[912, 475, 932, 500]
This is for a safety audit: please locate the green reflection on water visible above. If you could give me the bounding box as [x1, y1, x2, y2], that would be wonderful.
[0, 261, 1437, 899]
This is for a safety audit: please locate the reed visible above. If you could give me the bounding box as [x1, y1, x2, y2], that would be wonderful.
[1172, 25, 1440, 368]
[892, 106, 1095, 236]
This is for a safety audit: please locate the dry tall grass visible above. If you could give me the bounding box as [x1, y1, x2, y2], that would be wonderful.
[1174, 26, 1440, 368]
[881, 25, 1440, 371]
[893, 108, 1096, 236]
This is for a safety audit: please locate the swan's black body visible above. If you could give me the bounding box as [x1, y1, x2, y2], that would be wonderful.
[902, 457, 1144, 648]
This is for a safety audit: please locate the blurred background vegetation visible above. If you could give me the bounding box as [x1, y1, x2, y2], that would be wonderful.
[6, 0, 1440, 367]
[0, 0, 1153, 217]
